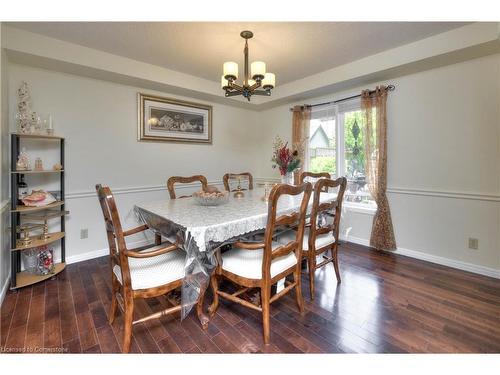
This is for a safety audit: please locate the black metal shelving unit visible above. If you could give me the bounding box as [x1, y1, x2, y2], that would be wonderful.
[10, 133, 67, 290]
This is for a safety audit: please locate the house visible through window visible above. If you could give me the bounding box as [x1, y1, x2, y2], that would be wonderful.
[307, 99, 375, 207]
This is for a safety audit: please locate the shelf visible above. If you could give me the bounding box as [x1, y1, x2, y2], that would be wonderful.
[13, 263, 66, 289]
[11, 170, 64, 174]
[11, 201, 65, 213]
[12, 232, 65, 251]
[12, 133, 64, 140]
[22, 210, 69, 221]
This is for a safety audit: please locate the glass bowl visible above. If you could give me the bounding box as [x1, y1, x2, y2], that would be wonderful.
[192, 190, 229, 206]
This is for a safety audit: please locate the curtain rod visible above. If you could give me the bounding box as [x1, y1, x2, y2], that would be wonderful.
[289, 84, 395, 112]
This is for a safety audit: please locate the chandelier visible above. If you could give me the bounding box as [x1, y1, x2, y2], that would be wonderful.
[221, 31, 275, 101]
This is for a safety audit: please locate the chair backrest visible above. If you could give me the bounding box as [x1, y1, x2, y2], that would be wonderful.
[95, 184, 132, 286]
[300, 171, 331, 192]
[262, 182, 312, 279]
[223, 172, 254, 192]
[167, 175, 208, 199]
[308, 177, 347, 251]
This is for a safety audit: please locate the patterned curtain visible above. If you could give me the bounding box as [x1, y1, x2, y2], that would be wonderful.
[361, 86, 396, 250]
[291, 106, 311, 184]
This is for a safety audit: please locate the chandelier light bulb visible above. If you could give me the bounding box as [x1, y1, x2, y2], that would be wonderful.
[262, 73, 275, 90]
[251, 61, 266, 80]
[223, 62, 238, 80]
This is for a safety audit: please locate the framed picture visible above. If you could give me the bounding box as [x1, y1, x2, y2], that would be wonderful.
[138, 93, 212, 144]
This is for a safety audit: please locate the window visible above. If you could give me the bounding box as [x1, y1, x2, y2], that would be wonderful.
[307, 99, 375, 207]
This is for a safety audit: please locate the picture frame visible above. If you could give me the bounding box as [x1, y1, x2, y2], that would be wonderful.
[138, 93, 212, 144]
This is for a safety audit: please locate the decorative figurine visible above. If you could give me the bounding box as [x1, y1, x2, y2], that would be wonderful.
[16, 81, 34, 134]
[53, 162, 63, 171]
[31, 112, 42, 134]
[16, 147, 30, 171]
[34, 157, 43, 171]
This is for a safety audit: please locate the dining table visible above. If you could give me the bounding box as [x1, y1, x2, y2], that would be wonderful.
[134, 186, 338, 327]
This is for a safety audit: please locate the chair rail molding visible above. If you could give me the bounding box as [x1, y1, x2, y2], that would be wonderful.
[66, 180, 226, 199]
[386, 187, 500, 202]
[256, 178, 500, 202]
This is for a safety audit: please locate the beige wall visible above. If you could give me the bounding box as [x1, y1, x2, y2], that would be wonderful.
[254, 54, 500, 276]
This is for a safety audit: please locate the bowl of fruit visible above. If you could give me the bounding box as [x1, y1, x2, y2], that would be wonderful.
[192, 186, 229, 206]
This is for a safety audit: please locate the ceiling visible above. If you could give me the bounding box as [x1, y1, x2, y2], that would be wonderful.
[8, 22, 469, 85]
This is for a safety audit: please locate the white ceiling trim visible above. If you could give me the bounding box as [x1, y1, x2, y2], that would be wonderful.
[3, 23, 500, 111]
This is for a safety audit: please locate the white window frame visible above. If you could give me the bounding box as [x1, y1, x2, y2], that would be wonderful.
[309, 100, 376, 214]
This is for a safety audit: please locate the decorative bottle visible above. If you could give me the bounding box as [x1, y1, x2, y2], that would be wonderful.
[18, 174, 29, 202]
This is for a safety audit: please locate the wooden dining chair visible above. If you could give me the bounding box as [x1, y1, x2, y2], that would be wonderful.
[208, 182, 312, 344]
[278, 177, 346, 300]
[300, 171, 331, 192]
[223, 172, 254, 192]
[167, 175, 208, 199]
[96, 184, 185, 353]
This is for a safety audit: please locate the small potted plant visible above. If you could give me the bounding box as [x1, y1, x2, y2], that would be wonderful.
[271, 136, 301, 184]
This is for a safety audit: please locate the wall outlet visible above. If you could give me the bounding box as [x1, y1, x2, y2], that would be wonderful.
[80, 229, 89, 239]
[468, 237, 478, 250]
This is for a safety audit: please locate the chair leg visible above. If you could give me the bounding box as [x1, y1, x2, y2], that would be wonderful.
[294, 267, 304, 314]
[307, 253, 316, 300]
[122, 295, 134, 354]
[109, 276, 119, 324]
[332, 243, 341, 284]
[260, 285, 271, 345]
[208, 273, 220, 317]
[154, 233, 162, 245]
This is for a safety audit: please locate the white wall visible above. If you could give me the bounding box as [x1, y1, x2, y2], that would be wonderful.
[254, 54, 500, 276]
[7, 63, 260, 264]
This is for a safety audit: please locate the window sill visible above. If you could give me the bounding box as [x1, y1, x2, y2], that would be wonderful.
[343, 202, 377, 215]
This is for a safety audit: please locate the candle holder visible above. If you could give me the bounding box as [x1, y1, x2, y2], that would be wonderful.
[233, 177, 245, 199]
[21, 228, 32, 247]
[44, 114, 54, 135]
[40, 219, 51, 240]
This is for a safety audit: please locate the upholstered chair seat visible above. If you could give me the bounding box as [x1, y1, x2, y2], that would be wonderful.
[278, 228, 335, 251]
[221, 242, 297, 279]
[113, 247, 185, 290]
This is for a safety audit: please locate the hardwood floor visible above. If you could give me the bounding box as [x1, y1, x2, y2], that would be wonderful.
[1, 242, 499, 353]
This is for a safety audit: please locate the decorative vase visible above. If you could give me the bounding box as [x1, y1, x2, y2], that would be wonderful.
[281, 172, 294, 185]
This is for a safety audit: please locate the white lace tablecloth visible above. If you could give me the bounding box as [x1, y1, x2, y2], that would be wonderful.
[135, 188, 337, 252]
[134, 187, 337, 318]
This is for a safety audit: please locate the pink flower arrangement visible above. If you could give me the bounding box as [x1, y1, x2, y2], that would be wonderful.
[271, 136, 301, 176]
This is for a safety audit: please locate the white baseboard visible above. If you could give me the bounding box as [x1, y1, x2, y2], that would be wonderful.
[64, 248, 110, 264]
[69, 234, 500, 280]
[341, 234, 500, 279]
